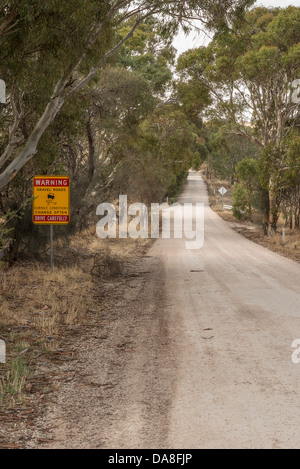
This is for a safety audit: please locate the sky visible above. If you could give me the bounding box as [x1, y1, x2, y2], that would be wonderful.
[173, 0, 300, 56]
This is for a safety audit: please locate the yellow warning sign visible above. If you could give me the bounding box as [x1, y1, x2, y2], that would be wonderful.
[33, 176, 70, 225]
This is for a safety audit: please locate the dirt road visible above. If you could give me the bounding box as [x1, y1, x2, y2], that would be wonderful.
[161, 172, 300, 449]
[28, 171, 300, 449]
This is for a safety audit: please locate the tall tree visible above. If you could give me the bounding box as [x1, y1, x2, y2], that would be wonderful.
[0, 0, 254, 190]
[118, 17, 176, 96]
[177, 6, 300, 230]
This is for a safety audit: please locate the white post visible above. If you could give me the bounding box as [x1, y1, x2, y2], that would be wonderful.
[0, 339, 6, 363]
[282, 228, 286, 246]
[0, 79, 6, 104]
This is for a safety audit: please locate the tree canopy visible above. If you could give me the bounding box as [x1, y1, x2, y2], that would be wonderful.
[176, 6, 300, 229]
[0, 0, 255, 190]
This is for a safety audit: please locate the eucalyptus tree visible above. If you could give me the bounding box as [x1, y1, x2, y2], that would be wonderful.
[177, 6, 300, 230]
[0, 0, 254, 190]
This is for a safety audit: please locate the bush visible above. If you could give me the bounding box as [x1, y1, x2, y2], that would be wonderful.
[233, 183, 248, 219]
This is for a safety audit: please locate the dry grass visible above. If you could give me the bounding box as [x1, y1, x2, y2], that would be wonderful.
[0, 265, 92, 329]
[259, 229, 300, 261]
[0, 357, 28, 407]
[0, 229, 153, 409]
[204, 177, 233, 208]
[0, 260, 94, 407]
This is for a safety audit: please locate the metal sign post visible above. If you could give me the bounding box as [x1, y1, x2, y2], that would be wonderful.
[33, 176, 70, 271]
[218, 186, 227, 209]
[50, 225, 54, 271]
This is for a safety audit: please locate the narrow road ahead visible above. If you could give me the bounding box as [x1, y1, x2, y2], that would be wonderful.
[156, 171, 300, 449]
[29, 171, 300, 449]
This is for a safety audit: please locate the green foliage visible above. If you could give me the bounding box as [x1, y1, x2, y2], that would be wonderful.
[0, 198, 31, 253]
[176, 6, 300, 230]
[167, 170, 189, 201]
[235, 158, 258, 187]
[107, 104, 202, 203]
[205, 122, 259, 181]
[177, 79, 211, 125]
[233, 158, 260, 219]
[118, 18, 176, 95]
[233, 184, 248, 219]
[0, 0, 260, 259]
[176, 6, 300, 145]
[258, 133, 300, 195]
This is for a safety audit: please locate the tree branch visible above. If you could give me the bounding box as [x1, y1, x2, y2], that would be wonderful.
[0, 0, 22, 36]
[0, 90, 25, 168]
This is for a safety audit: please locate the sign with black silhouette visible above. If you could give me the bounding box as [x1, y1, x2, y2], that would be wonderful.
[33, 176, 70, 224]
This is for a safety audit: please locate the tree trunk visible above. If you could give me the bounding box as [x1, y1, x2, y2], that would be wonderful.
[295, 208, 300, 229]
[86, 117, 95, 185]
[269, 191, 279, 233]
[0, 94, 65, 190]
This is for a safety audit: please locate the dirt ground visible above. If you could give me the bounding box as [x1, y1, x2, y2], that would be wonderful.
[1, 234, 169, 448]
[23, 253, 176, 449]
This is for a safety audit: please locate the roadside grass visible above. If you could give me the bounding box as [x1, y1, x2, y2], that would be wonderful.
[0, 260, 94, 409]
[0, 357, 29, 407]
[205, 177, 234, 211]
[0, 230, 152, 411]
[260, 229, 300, 260]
